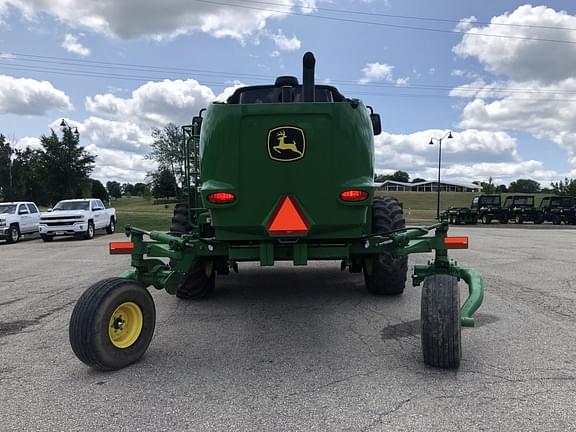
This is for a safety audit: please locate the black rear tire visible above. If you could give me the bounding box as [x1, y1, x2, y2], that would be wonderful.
[106, 217, 116, 234]
[421, 274, 461, 369]
[6, 224, 20, 244]
[176, 261, 215, 300]
[363, 197, 408, 295]
[84, 221, 95, 240]
[170, 203, 193, 235]
[41, 234, 53, 242]
[69, 278, 156, 371]
[170, 203, 216, 300]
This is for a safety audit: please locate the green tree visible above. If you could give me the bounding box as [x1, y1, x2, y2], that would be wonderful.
[411, 177, 427, 183]
[106, 181, 122, 199]
[11, 147, 47, 204]
[392, 170, 410, 183]
[133, 183, 149, 196]
[122, 183, 135, 195]
[90, 179, 109, 201]
[496, 184, 508, 193]
[551, 178, 576, 196]
[0, 135, 13, 200]
[151, 169, 178, 198]
[508, 178, 540, 193]
[481, 177, 497, 194]
[40, 129, 96, 203]
[146, 123, 182, 198]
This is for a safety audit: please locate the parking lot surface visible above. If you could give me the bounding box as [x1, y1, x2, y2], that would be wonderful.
[1, 227, 575, 431]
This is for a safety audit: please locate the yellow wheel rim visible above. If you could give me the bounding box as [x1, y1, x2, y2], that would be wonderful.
[108, 302, 143, 349]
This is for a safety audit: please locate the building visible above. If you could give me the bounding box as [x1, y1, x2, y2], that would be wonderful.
[376, 180, 481, 193]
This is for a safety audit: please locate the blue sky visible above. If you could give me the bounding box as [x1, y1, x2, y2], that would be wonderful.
[1, 0, 576, 186]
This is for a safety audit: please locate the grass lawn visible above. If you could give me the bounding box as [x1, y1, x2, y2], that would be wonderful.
[111, 192, 556, 231]
[113, 197, 174, 231]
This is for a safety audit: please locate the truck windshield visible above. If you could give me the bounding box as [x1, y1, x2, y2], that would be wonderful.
[481, 197, 500, 205]
[53, 201, 90, 211]
[513, 197, 533, 206]
[0, 204, 17, 214]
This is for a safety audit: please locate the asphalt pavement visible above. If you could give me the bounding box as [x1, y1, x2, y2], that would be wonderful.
[1, 227, 575, 431]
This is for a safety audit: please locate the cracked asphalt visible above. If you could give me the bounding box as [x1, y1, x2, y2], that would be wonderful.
[1, 227, 575, 431]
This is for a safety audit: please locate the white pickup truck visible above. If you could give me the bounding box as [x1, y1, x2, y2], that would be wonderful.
[39, 199, 116, 241]
[0, 202, 41, 243]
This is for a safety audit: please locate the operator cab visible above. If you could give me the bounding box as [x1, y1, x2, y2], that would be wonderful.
[223, 51, 381, 135]
[227, 79, 346, 104]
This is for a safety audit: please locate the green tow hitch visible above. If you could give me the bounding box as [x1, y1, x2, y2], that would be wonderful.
[392, 222, 484, 327]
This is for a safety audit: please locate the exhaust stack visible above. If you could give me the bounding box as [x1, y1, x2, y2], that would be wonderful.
[302, 52, 316, 102]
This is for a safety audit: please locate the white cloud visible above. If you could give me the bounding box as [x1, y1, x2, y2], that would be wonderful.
[451, 5, 576, 175]
[85, 79, 217, 127]
[395, 77, 410, 87]
[454, 16, 477, 32]
[359, 62, 394, 84]
[271, 29, 301, 51]
[3, 0, 316, 42]
[61, 34, 90, 56]
[453, 5, 576, 83]
[14, 136, 42, 151]
[372, 129, 554, 184]
[86, 145, 156, 184]
[0, 75, 72, 115]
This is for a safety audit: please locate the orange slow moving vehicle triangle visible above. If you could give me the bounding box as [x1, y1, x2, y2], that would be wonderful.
[267, 196, 309, 235]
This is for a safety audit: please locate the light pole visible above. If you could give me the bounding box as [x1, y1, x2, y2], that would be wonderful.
[428, 131, 453, 219]
[60, 119, 79, 138]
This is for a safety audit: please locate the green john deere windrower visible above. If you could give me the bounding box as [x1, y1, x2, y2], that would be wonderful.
[69, 52, 483, 371]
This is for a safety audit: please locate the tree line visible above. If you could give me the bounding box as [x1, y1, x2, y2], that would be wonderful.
[375, 170, 576, 196]
[0, 123, 183, 205]
[0, 130, 102, 205]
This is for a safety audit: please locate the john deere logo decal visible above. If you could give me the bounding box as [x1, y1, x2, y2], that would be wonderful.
[268, 126, 305, 162]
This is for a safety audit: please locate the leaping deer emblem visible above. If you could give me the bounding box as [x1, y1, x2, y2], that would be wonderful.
[273, 130, 303, 156]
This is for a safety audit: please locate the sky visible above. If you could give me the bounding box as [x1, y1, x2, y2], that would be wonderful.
[1, 0, 576, 187]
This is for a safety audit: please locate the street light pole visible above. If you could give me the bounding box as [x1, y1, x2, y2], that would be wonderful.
[429, 131, 453, 219]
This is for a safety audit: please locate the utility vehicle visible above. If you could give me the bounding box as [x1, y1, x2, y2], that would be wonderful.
[503, 195, 543, 224]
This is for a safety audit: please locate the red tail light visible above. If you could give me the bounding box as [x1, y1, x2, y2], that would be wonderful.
[340, 190, 369, 202]
[207, 192, 235, 204]
[444, 237, 469, 249]
[109, 242, 134, 255]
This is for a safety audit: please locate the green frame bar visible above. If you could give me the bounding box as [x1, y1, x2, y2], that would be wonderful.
[121, 222, 484, 326]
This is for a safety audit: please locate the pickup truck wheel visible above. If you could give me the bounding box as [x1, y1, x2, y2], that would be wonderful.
[41, 234, 53, 242]
[421, 274, 461, 369]
[106, 218, 115, 234]
[176, 260, 215, 300]
[363, 197, 408, 296]
[84, 221, 95, 240]
[6, 224, 20, 244]
[69, 278, 156, 371]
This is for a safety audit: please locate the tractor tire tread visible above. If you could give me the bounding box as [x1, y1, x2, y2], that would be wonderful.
[421, 274, 461, 369]
[69, 277, 156, 371]
[364, 197, 408, 296]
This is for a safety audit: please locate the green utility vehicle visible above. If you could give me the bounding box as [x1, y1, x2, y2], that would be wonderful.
[540, 196, 576, 224]
[444, 195, 506, 225]
[503, 195, 543, 224]
[69, 53, 483, 371]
